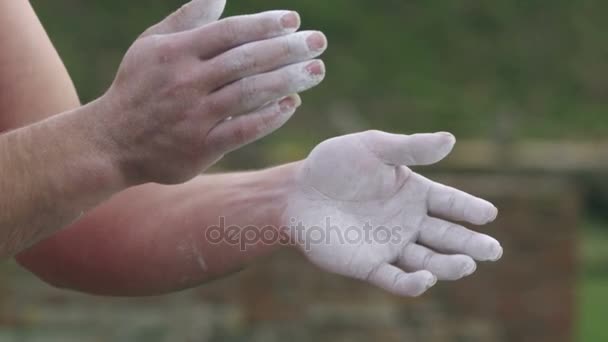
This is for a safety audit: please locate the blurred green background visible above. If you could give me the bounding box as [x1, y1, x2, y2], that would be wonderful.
[3, 0, 608, 341]
[35, 0, 608, 142]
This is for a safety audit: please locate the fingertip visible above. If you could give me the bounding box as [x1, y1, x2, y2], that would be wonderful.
[465, 234, 503, 262]
[466, 201, 498, 225]
[491, 244, 504, 262]
[414, 270, 437, 296]
[413, 132, 456, 165]
[306, 31, 328, 53]
[417, 270, 436, 282]
[305, 59, 326, 78]
[293, 93, 302, 107]
[279, 94, 302, 112]
[280, 11, 301, 32]
[207, 0, 227, 20]
[462, 258, 477, 277]
[481, 239, 503, 262]
[437, 131, 456, 145]
[436, 132, 456, 155]
[441, 255, 477, 280]
[428, 273, 438, 287]
[487, 205, 499, 223]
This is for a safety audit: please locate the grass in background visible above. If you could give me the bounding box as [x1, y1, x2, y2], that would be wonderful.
[579, 220, 608, 342]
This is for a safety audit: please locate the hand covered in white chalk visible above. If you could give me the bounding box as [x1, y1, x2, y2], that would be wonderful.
[283, 131, 502, 297]
[95, 0, 327, 186]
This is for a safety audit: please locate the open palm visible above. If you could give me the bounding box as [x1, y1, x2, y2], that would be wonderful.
[284, 131, 502, 297]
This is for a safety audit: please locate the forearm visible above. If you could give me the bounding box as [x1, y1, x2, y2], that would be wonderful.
[0, 0, 79, 130]
[0, 102, 123, 257]
[18, 162, 298, 296]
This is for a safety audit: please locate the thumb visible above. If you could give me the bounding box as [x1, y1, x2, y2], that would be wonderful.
[141, 0, 227, 37]
[362, 131, 456, 166]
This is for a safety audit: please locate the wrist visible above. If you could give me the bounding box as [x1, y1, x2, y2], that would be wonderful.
[50, 100, 130, 197]
[263, 161, 301, 229]
[220, 161, 301, 254]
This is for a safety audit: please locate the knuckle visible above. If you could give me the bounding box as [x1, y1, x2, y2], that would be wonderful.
[162, 67, 198, 98]
[153, 37, 180, 64]
[203, 58, 227, 84]
[437, 221, 454, 242]
[240, 78, 260, 103]
[203, 97, 228, 116]
[226, 47, 257, 76]
[255, 13, 281, 35]
[268, 73, 288, 94]
[421, 251, 434, 269]
[391, 272, 404, 290]
[257, 109, 278, 132]
[170, 71, 193, 90]
[241, 47, 259, 70]
[230, 122, 249, 145]
[446, 193, 458, 212]
[462, 232, 476, 252]
[278, 37, 293, 57]
[364, 264, 381, 282]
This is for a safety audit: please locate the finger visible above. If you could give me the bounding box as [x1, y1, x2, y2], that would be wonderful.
[206, 95, 301, 153]
[206, 31, 327, 90]
[418, 216, 503, 262]
[399, 244, 477, 281]
[366, 264, 437, 297]
[361, 131, 456, 166]
[424, 176, 498, 225]
[207, 60, 325, 119]
[185, 10, 301, 59]
[141, 0, 226, 37]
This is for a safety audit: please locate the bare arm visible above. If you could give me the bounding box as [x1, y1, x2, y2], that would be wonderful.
[18, 164, 297, 296]
[0, 2, 107, 256]
[0, 97, 129, 257]
[0, 0, 79, 129]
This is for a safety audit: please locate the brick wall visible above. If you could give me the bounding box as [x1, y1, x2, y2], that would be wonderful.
[0, 174, 580, 342]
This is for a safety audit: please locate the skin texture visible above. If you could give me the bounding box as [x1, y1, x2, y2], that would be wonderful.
[18, 165, 297, 296]
[0, 0, 79, 129]
[4, 0, 503, 298]
[285, 131, 502, 297]
[0, 0, 327, 258]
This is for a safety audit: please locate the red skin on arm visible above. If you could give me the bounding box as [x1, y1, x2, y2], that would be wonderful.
[17, 166, 294, 296]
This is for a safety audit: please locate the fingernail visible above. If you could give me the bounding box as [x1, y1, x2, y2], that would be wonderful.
[281, 11, 300, 31]
[306, 32, 327, 52]
[279, 95, 301, 112]
[305, 60, 325, 76]
[293, 94, 302, 107]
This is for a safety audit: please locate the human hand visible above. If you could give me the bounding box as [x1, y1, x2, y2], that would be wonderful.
[95, 0, 327, 185]
[283, 131, 502, 297]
